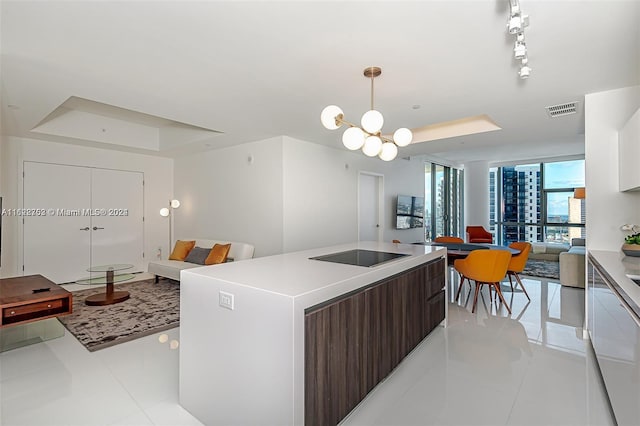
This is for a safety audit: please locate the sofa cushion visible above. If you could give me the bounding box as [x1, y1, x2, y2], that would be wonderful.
[205, 243, 231, 265]
[568, 246, 586, 255]
[531, 242, 546, 254]
[169, 240, 195, 260]
[184, 246, 211, 265]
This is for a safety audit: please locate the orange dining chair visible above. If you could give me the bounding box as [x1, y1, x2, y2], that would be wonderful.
[453, 249, 513, 314]
[465, 226, 493, 243]
[392, 239, 402, 243]
[434, 236, 464, 243]
[435, 236, 466, 283]
[505, 242, 532, 300]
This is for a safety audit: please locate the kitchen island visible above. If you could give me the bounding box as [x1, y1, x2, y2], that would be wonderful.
[179, 241, 446, 425]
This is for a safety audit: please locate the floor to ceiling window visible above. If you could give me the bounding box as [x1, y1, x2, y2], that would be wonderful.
[490, 159, 585, 246]
[425, 162, 464, 242]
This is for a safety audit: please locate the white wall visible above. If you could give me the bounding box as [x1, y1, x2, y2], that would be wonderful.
[585, 85, 640, 251]
[173, 136, 425, 257]
[463, 160, 490, 231]
[281, 137, 424, 253]
[1, 136, 173, 278]
[173, 137, 285, 258]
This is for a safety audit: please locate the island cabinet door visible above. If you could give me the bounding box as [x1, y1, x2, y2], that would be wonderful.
[304, 258, 446, 426]
[304, 291, 368, 426]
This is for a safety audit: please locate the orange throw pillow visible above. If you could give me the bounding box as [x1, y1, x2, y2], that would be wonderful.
[205, 243, 231, 265]
[169, 240, 196, 260]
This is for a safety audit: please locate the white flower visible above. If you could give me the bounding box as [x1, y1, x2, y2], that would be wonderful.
[621, 224, 640, 232]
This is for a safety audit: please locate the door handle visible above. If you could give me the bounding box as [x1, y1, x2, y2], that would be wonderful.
[92, 226, 105, 230]
[79, 227, 90, 231]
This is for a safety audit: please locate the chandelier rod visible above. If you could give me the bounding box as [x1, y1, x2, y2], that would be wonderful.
[370, 71, 374, 110]
[364, 66, 381, 110]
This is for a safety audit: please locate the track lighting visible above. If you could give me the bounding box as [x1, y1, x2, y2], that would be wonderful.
[519, 58, 531, 79]
[514, 41, 527, 59]
[507, 0, 532, 79]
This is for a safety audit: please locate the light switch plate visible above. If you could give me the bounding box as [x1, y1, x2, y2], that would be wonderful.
[219, 291, 234, 310]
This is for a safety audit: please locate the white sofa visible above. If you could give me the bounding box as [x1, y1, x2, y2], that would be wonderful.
[148, 239, 255, 282]
[529, 242, 570, 261]
[559, 238, 586, 288]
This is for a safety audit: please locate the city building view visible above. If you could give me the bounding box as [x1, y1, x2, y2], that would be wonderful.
[423, 159, 584, 246]
[490, 159, 585, 245]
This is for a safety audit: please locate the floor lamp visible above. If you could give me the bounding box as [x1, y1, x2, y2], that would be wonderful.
[160, 199, 180, 257]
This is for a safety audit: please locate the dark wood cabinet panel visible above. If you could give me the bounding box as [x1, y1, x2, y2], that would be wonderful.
[304, 258, 445, 426]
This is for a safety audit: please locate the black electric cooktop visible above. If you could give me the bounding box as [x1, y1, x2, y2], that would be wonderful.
[310, 249, 409, 268]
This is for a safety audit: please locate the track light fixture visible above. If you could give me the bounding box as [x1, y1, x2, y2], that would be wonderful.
[507, 0, 531, 79]
[321, 67, 412, 161]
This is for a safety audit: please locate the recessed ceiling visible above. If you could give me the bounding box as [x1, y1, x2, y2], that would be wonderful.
[31, 96, 222, 152]
[1, 1, 638, 163]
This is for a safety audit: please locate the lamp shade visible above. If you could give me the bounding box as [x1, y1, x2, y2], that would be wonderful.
[342, 127, 366, 150]
[379, 142, 398, 161]
[574, 187, 586, 199]
[362, 135, 383, 157]
[361, 110, 384, 133]
[321, 105, 344, 130]
[160, 207, 170, 217]
[393, 128, 413, 147]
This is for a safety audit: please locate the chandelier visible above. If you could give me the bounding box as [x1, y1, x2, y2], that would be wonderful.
[320, 67, 412, 161]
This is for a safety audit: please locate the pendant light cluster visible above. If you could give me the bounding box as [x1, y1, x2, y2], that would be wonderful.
[508, 0, 531, 79]
[321, 67, 412, 161]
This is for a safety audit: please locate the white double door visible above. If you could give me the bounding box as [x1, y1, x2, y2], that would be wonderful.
[23, 162, 144, 284]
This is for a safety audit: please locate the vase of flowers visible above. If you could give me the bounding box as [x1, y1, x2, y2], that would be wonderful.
[621, 224, 640, 257]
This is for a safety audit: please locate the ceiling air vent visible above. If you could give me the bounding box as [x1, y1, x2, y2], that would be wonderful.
[546, 101, 579, 118]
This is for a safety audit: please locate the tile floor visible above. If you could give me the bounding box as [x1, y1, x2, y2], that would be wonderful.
[0, 271, 615, 425]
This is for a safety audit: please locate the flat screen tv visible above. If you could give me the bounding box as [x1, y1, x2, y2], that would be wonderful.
[396, 195, 425, 229]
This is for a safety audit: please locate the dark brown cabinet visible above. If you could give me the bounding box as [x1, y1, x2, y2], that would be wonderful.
[304, 258, 445, 425]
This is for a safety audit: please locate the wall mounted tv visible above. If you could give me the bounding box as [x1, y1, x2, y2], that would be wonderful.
[396, 195, 424, 229]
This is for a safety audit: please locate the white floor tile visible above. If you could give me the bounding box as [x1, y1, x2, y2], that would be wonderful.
[1, 272, 615, 426]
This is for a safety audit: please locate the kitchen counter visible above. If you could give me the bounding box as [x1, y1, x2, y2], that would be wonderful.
[179, 241, 446, 425]
[587, 249, 640, 425]
[589, 250, 640, 315]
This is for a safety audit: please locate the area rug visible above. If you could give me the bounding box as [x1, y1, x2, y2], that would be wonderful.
[58, 278, 179, 352]
[522, 259, 560, 280]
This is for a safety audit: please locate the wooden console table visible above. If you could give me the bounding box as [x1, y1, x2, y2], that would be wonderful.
[0, 275, 73, 328]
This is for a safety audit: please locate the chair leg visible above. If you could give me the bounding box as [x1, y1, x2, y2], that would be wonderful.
[514, 272, 531, 301]
[455, 274, 466, 302]
[493, 282, 512, 315]
[508, 273, 514, 291]
[472, 282, 481, 313]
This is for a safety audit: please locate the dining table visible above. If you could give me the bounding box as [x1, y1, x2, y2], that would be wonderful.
[420, 242, 521, 264]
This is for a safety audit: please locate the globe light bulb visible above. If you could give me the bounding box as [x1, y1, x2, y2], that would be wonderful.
[362, 135, 383, 157]
[393, 128, 413, 147]
[320, 105, 344, 130]
[342, 127, 365, 150]
[170, 199, 180, 209]
[361, 110, 384, 133]
[160, 207, 170, 217]
[378, 142, 398, 161]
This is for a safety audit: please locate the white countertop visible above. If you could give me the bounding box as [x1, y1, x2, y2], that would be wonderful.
[590, 250, 640, 307]
[183, 241, 445, 298]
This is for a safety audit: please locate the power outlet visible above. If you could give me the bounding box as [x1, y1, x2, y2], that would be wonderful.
[219, 291, 234, 310]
